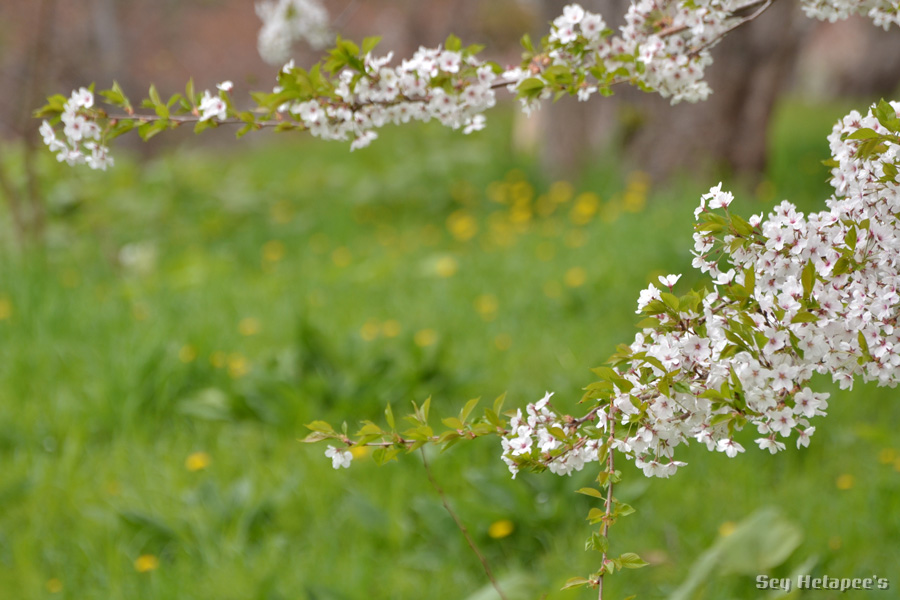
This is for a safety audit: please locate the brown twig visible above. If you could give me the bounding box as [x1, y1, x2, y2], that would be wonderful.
[420, 448, 508, 600]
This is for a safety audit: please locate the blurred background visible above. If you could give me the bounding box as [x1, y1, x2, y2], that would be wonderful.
[0, 1, 898, 599]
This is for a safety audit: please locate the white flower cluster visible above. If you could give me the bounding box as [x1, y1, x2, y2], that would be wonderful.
[506, 0, 899, 112]
[256, 0, 331, 65]
[39, 88, 113, 170]
[500, 393, 603, 478]
[515, 100, 899, 478]
[275, 47, 498, 150]
[801, 0, 900, 29]
[503, 1, 727, 110]
[325, 444, 352, 469]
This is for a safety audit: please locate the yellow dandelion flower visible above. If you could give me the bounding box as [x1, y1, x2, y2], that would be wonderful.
[494, 333, 512, 351]
[894, 456, 900, 472]
[570, 192, 600, 225]
[186, 451, 211, 472]
[239, 317, 261, 336]
[434, 256, 459, 278]
[350, 445, 370, 459]
[46, 579, 63, 594]
[718, 521, 737, 537]
[509, 202, 533, 225]
[510, 181, 534, 205]
[382, 320, 401, 338]
[836, 474, 854, 490]
[0, 296, 13, 321]
[227, 353, 250, 378]
[564, 267, 587, 288]
[623, 171, 650, 213]
[178, 345, 197, 363]
[447, 210, 479, 241]
[414, 329, 438, 347]
[488, 519, 515, 539]
[360, 320, 380, 341]
[262, 240, 285, 263]
[134, 554, 159, 573]
[828, 536, 842, 550]
[474, 294, 499, 322]
[331, 246, 352, 268]
[548, 181, 574, 204]
[878, 448, 896, 464]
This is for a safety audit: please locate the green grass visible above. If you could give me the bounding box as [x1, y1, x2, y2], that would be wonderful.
[1, 97, 898, 600]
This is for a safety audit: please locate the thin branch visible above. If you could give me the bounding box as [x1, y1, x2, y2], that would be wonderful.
[597, 406, 617, 600]
[420, 448, 509, 600]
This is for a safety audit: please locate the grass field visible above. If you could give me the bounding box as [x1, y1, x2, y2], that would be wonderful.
[1, 98, 898, 600]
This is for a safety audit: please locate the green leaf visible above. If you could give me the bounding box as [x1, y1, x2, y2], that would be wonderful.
[874, 98, 900, 132]
[459, 397, 480, 423]
[591, 366, 618, 380]
[517, 78, 545, 92]
[486, 395, 504, 424]
[442, 417, 464, 430]
[385, 403, 395, 429]
[731, 214, 753, 236]
[845, 127, 879, 140]
[844, 226, 857, 251]
[618, 552, 649, 569]
[234, 123, 254, 139]
[660, 292, 680, 311]
[801, 259, 815, 299]
[444, 34, 462, 52]
[137, 120, 168, 141]
[790, 311, 818, 324]
[148, 84, 162, 107]
[372, 447, 400, 465]
[616, 502, 636, 517]
[832, 256, 851, 276]
[561, 577, 591, 590]
[586, 508, 605, 524]
[576, 487, 605, 499]
[520, 33, 535, 53]
[306, 420, 335, 433]
[185, 78, 195, 105]
[361, 35, 382, 55]
[356, 422, 382, 436]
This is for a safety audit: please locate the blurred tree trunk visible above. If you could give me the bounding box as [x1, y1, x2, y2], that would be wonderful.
[533, 0, 806, 181]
